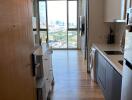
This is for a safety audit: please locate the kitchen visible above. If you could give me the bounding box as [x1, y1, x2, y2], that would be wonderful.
[88, 0, 132, 100]
[0, 0, 132, 100]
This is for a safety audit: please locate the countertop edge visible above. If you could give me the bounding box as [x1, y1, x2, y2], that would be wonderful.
[93, 44, 123, 76]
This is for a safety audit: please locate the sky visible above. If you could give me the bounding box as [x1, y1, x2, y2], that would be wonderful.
[39, 1, 77, 25]
[47, 1, 67, 23]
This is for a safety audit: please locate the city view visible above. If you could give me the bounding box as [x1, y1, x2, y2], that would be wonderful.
[39, 1, 77, 48]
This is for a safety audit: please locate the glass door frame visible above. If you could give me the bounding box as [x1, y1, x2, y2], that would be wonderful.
[38, 0, 79, 50]
[67, 0, 79, 50]
[38, 0, 48, 43]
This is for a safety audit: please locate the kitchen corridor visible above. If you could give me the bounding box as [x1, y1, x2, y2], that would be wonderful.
[50, 50, 104, 100]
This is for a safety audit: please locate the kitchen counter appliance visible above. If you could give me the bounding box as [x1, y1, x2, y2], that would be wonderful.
[121, 29, 132, 100]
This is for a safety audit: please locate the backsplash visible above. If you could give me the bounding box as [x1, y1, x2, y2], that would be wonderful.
[111, 23, 126, 45]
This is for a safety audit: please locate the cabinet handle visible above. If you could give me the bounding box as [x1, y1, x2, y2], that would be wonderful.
[31, 54, 36, 76]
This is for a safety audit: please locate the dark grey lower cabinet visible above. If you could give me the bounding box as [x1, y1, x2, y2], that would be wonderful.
[96, 52, 106, 95]
[96, 51, 122, 100]
[111, 67, 122, 100]
[106, 63, 113, 100]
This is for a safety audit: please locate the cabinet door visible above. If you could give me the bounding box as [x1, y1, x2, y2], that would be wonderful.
[43, 54, 49, 80]
[48, 53, 53, 84]
[96, 52, 106, 93]
[104, 0, 126, 22]
[106, 63, 113, 100]
[45, 78, 50, 98]
[104, 0, 120, 21]
[106, 62, 122, 100]
[43, 53, 51, 98]
[96, 52, 122, 100]
[111, 68, 122, 100]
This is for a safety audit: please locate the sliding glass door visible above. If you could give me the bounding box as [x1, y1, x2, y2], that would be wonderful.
[47, 1, 67, 48]
[39, 1, 48, 43]
[68, 0, 77, 48]
[38, 0, 78, 49]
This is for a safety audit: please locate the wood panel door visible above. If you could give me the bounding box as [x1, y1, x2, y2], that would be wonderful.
[0, 0, 36, 100]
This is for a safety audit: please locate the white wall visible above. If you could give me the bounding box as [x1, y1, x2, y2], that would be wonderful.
[85, 0, 109, 71]
[88, 0, 109, 47]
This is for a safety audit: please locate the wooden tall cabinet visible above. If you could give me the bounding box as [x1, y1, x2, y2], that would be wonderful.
[0, 0, 36, 100]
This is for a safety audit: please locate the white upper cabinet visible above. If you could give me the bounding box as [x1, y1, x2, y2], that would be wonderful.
[104, 0, 127, 22]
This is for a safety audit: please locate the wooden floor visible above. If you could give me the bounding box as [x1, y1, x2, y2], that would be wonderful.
[50, 50, 104, 100]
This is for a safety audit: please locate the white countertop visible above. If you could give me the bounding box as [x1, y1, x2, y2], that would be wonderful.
[33, 47, 43, 56]
[93, 43, 123, 75]
[33, 43, 51, 56]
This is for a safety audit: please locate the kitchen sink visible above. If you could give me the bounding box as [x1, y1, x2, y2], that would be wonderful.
[118, 60, 123, 66]
[104, 51, 123, 55]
